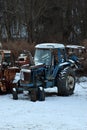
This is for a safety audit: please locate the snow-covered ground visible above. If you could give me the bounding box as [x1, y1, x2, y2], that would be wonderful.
[0, 77, 87, 130]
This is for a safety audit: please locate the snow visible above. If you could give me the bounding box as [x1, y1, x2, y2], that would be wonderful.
[0, 77, 87, 130]
[35, 43, 65, 49]
[66, 45, 85, 49]
[13, 73, 20, 83]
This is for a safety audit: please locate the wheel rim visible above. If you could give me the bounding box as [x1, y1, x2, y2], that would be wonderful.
[66, 75, 75, 90]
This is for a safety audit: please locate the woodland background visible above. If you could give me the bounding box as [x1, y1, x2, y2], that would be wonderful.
[0, 0, 87, 52]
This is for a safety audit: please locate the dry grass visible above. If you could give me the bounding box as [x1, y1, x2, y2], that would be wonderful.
[2, 40, 36, 57]
[1, 39, 87, 72]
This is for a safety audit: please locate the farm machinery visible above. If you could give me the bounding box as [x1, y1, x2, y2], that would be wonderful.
[12, 43, 77, 101]
[0, 50, 20, 93]
[66, 45, 87, 73]
[15, 50, 34, 67]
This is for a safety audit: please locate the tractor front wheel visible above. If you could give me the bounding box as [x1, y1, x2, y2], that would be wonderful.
[29, 88, 38, 102]
[12, 88, 18, 100]
[29, 87, 45, 102]
[38, 87, 45, 101]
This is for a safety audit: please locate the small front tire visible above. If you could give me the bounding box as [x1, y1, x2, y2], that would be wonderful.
[12, 88, 18, 100]
[29, 88, 37, 102]
[38, 87, 45, 101]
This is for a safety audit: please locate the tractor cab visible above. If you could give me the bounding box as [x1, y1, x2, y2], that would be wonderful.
[66, 45, 86, 61]
[1, 50, 15, 68]
[66, 45, 86, 70]
[34, 43, 66, 66]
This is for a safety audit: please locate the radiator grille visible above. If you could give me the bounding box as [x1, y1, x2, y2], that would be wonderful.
[21, 71, 31, 84]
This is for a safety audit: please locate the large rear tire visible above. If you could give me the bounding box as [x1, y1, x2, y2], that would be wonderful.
[57, 68, 75, 96]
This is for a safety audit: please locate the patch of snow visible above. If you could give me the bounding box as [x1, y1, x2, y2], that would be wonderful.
[0, 77, 87, 130]
[13, 73, 20, 83]
[66, 45, 85, 49]
[35, 43, 65, 49]
[78, 76, 87, 82]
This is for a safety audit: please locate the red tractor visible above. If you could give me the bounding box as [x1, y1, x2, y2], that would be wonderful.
[15, 50, 34, 67]
[0, 50, 20, 94]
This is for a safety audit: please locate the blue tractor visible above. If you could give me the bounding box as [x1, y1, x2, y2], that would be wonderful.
[12, 43, 76, 101]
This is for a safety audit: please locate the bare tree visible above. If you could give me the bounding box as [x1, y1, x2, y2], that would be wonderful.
[0, 0, 87, 43]
[23, 0, 48, 43]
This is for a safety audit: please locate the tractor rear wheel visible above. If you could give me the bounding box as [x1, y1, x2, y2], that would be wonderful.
[57, 68, 75, 96]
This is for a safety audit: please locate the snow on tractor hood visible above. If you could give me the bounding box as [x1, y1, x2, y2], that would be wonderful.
[35, 43, 65, 49]
[29, 63, 45, 70]
[21, 63, 45, 71]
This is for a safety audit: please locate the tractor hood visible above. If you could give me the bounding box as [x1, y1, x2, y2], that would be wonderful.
[30, 63, 45, 70]
[20, 63, 45, 85]
[21, 63, 45, 71]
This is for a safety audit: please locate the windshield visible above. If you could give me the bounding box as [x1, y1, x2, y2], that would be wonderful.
[4, 53, 11, 63]
[34, 49, 51, 65]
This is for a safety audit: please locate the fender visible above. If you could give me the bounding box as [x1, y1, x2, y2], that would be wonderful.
[52, 62, 70, 78]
